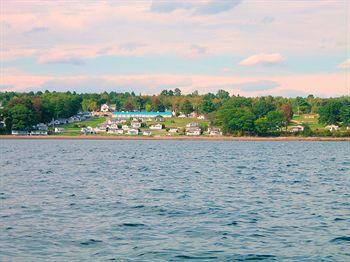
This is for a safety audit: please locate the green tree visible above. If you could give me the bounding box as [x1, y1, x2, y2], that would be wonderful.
[10, 104, 36, 130]
[217, 106, 255, 135]
[318, 100, 342, 124]
[340, 104, 350, 126]
[181, 100, 193, 114]
[216, 89, 230, 100]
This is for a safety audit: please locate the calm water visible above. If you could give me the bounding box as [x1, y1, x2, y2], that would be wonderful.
[0, 140, 349, 261]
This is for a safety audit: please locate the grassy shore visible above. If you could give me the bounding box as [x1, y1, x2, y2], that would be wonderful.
[1, 135, 349, 141]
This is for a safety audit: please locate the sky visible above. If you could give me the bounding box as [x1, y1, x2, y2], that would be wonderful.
[0, 0, 349, 97]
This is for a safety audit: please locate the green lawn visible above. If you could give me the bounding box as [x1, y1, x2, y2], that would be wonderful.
[58, 117, 105, 136]
[290, 114, 324, 129]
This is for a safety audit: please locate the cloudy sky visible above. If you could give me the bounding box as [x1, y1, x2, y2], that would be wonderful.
[1, 0, 349, 96]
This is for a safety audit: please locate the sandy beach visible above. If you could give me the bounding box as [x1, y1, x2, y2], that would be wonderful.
[1, 135, 349, 141]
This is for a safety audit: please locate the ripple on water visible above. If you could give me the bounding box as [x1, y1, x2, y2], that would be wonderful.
[0, 140, 349, 260]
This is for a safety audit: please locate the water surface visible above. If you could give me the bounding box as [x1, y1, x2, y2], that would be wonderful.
[1, 140, 349, 260]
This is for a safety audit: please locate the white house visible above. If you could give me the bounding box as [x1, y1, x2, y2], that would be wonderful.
[94, 124, 107, 132]
[30, 130, 48, 136]
[168, 128, 178, 133]
[100, 104, 109, 112]
[208, 127, 222, 136]
[54, 127, 65, 134]
[186, 127, 201, 136]
[81, 126, 95, 134]
[149, 123, 163, 130]
[290, 125, 304, 132]
[131, 120, 141, 128]
[197, 114, 205, 120]
[186, 122, 199, 128]
[325, 125, 339, 132]
[128, 128, 139, 135]
[143, 130, 152, 136]
[122, 125, 129, 131]
[34, 123, 48, 131]
[11, 130, 29, 136]
[107, 128, 123, 135]
[178, 113, 187, 118]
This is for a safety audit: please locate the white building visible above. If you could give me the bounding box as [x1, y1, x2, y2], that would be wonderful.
[122, 125, 129, 131]
[94, 124, 107, 132]
[34, 123, 48, 131]
[54, 127, 65, 134]
[197, 114, 205, 120]
[178, 113, 187, 118]
[107, 128, 124, 135]
[208, 127, 222, 136]
[128, 129, 139, 135]
[186, 127, 201, 136]
[143, 130, 152, 136]
[81, 126, 95, 134]
[100, 104, 110, 113]
[168, 128, 178, 133]
[186, 122, 199, 128]
[30, 130, 48, 136]
[131, 121, 141, 128]
[325, 125, 339, 132]
[11, 130, 29, 136]
[149, 123, 163, 130]
[290, 125, 304, 132]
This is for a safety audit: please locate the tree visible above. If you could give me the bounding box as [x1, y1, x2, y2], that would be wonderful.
[254, 111, 284, 135]
[253, 97, 276, 119]
[216, 89, 230, 100]
[340, 104, 350, 126]
[216, 106, 255, 135]
[9, 104, 35, 130]
[295, 97, 311, 114]
[145, 104, 152, 112]
[318, 100, 342, 124]
[202, 97, 216, 113]
[174, 88, 182, 96]
[82, 98, 98, 112]
[279, 103, 293, 125]
[180, 100, 193, 114]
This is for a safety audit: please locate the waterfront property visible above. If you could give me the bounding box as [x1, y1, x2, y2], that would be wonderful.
[290, 125, 305, 132]
[30, 130, 48, 136]
[131, 120, 141, 128]
[128, 129, 139, 135]
[107, 128, 123, 135]
[186, 127, 201, 136]
[143, 130, 152, 136]
[112, 111, 172, 119]
[11, 130, 29, 136]
[208, 127, 222, 136]
[149, 124, 163, 130]
[186, 122, 199, 128]
[54, 127, 65, 134]
[325, 125, 339, 132]
[168, 128, 178, 133]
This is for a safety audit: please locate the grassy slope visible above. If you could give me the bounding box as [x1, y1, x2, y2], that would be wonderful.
[59, 117, 105, 136]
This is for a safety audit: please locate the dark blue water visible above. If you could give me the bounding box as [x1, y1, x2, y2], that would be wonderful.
[1, 140, 349, 261]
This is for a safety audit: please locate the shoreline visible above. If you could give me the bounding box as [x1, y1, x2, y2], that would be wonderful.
[0, 135, 349, 141]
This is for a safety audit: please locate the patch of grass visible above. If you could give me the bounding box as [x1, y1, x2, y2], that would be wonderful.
[59, 117, 105, 135]
[291, 114, 324, 129]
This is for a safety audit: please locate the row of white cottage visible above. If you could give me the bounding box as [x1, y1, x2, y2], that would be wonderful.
[81, 121, 222, 136]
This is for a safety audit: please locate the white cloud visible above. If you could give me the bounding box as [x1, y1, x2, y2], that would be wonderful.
[337, 58, 350, 69]
[239, 53, 283, 66]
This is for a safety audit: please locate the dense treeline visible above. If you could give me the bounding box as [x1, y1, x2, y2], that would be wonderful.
[0, 90, 349, 135]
